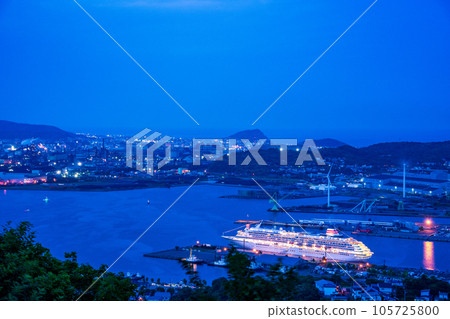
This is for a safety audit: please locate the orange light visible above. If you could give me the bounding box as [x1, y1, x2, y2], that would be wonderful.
[196, 241, 200, 244]
[359, 264, 363, 268]
[366, 263, 370, 266]
[425, 219, 432, 225]
[223, 247, 227, 251]
[252, 249, 257, 252]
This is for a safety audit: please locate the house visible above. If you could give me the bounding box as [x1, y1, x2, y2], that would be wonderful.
[352, 287, 363, 300]
[377, 283, 393, 295]
[390, 279, 404, 287]
[415, 289, 431, 301]
[361, 288, 383, 301]
[309, 184, 337, 191]
[314, 266, 326, 274]
[438, 292, 448, 301]
[355, 271, 368, 278]
[315, 279, 337, 296]
[323, 283, 338, 297]
[177, 167, 190, 175]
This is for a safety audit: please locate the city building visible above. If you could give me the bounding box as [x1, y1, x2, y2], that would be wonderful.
[364, 170, 449, 196]
[0, 171, 47, 185]
[315, 279, 337, 296]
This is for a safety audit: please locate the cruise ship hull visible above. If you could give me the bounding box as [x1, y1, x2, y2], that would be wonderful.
[223, 235, 372, 262]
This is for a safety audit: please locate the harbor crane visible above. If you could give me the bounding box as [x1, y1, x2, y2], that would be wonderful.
[269, 191, 296, 223]
[269, 191, 295, 211]
[350, 199, 378, 214]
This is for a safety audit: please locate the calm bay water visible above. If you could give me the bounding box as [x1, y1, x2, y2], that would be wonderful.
[1, 185, 449, 283]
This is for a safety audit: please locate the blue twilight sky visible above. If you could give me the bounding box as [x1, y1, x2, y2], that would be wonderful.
[1, 0, 449, 146]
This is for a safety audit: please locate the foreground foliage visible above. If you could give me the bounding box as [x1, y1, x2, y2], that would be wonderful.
[0, 221, 136, 300]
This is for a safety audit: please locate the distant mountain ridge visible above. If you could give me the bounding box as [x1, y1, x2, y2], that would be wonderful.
[226, 129, 449, 164]
[228, 129, 268, 140]
[0, 120, 75, 140]
[321, 141, 450, 165]
[228, 130, 347, 148]
[314, 138, 348, 148]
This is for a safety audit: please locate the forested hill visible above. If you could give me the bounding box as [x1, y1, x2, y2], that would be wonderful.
[0, 120, 75, 140]
[320, 141, 450, 165]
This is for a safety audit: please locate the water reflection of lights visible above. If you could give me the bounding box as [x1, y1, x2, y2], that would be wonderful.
[423, 241, 435, 271]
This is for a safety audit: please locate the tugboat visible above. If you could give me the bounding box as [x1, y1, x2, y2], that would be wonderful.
[183, 248, 205, 264]
[213, 256, 228, 267]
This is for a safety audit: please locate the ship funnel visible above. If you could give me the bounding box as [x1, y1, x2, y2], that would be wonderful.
[326, 228, 340, 236]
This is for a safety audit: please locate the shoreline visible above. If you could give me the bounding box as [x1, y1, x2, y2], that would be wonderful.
[1, 180, 203, 192]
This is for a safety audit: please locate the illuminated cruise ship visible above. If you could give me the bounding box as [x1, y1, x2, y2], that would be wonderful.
[223, 222, 373, 262]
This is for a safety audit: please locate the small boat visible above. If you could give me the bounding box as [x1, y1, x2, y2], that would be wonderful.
[183, 248, 205, 264]
[250, 261, 265, 272]
[185, 255, 204, 263]
[353, 228, 372, 234]
[213, 257, 228, 267]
